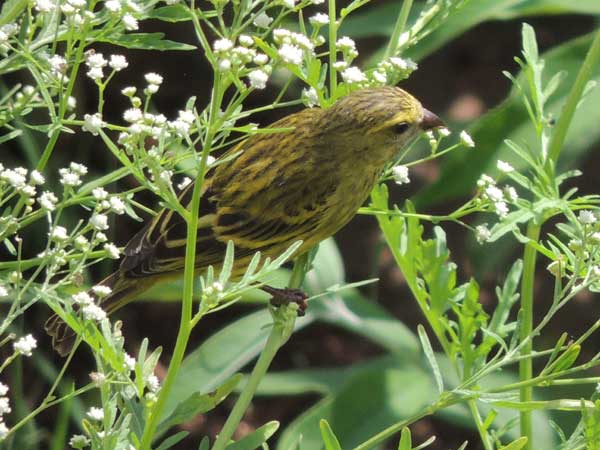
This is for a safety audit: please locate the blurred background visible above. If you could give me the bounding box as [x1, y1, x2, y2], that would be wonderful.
[2, 1, 600, 449]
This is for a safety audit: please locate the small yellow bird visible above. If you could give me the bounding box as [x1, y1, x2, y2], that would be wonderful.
[46, 86, 442, 355]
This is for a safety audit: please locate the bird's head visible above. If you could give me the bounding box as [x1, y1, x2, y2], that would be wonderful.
[324, 87, 443, 166]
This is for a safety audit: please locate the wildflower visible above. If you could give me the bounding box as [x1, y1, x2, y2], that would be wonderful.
[109, 54, 128, 71]
[392, 165, 410, 185]
[73, 291, 93, 305]
[104, 243, 120, 259]
[504, 186, 518, 202]
[87, 407, 104, 421]
[82, 303, 107, 321]
[484, 186, 504, 203]
[497, 160, 514, 173]
[104, 0, 121, 13]
[248, 69, 269, 89]
[438, 127, 451, 138]
[1, 168, 27, 189]
[253, 53, 269, 65]
[90, 214, 109, 231]
[213, 38, 233, 53]
[0, 397, 10, 415]
[302, 87, 319, 107]
[177, 177, 192, 190]
[218, 59, 231, 72]
[309, 13, 329, 26]
[30, 170, 45, 185]
[0, 286, 7, 298]
[336, 36, 356, 51]
[0, 384, 7, 396]
[239, 35, 253, 46]
[13, 334, 37, 356]
[494, 201, 509, 218]
[49, 55, 67, 75]
[50, 226, 69, 241]
[109, 197, 126, 214]
[0, 422, 8, 442]
[122, 86, 136, 97]
[34, 0, 55, 13]
[145, 72, 163, 86]
[475, 224, 491, 243]
[253, 12, 273, 28]
[69, 434, 90, 449]
[460, 130, 475, 148]
[278, 44, 303, 65]
[123, 108, 143, 123]
[122, 13, 138, 30]
[82, 113, 105, 135]
[124, 353, 136, 371]
[578, 210, 597, 225]
[341, 66, 366, 84]
[92, 285, 112, 297]
[146, 374, 160, 392]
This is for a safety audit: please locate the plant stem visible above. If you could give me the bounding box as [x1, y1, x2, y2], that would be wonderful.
[211, 254, 307, 450]
[519, 222, 541, 450]
[546, 30, 600, 171]
[383, 0, 412, 59]
[327, 0, 337, 97]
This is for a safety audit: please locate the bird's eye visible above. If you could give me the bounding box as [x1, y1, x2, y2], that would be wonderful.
[394, 122, 410, 134]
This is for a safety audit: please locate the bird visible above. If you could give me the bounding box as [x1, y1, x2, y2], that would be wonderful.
[45, 86, 443, 356]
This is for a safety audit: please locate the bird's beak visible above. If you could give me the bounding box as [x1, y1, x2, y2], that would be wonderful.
[420, 108, 444, 130]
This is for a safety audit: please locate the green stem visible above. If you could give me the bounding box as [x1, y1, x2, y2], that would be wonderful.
[546, 30, 600, 170]
[327, 0, 337, 97]
[519, 222, 541, 450]
[211, 254, 307, 450]
[383, 0, 412, 59]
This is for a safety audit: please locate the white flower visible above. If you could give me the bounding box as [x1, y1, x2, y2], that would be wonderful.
[309, 13, 329, 26]
[122, 13, 138, 30]
[282, 0, 295, 7]
[109, 197, 126, 214]
[341, 66, 366, 84]
[73, 291, 93, 305]
[92, 187, 108, 200]
[49, 55, 67, 74]
[239, 35, 253, 47]
[92, 285, 112, 297]
[91, 214, 109, 231]
[253, 12, 273, 28]
[124, 353, 136, 371]
[82, 304, 107, 321]
[96, 232, 107, 242]
[86, 67, 104, 81]
[302, 87, 319, 107]
[494, 201, 509, 218]
[30, 170, 45, 185]
[578, 210, 597, 225]
[460, 130, 475, 148]
[504, 186, 518, 202]
[70, 163, 88, 176]
[0, 398, 10, 415]
[104, 243, 120, 259]
[74, 235, 89, 250]
[104, 0, 121, 13]
[591, 232, 600, 245]
[336, 36, 356, 51]
[34, 0, 55, 13]
[122, 86, 136, 97]
[497, 160, 514, 173]
[0, 286, 7, 298]
[85, 52, 107, 69]
[372, 70, 387, 84]
[177, 177, 192, 190]
[178, 110, 195, 124]
[438, 127, 451, 137]
[1, 169, 27, 188]
[0, 383, 7, 396]
[145, 72, 163, 85]
[475, 224, 491, 243]
[13, 334, 37, 357]
[218, 59, 231, 72]
[484, 186, 504, 202]
[87, 407, 104, 421]
[248, 69, 269, 89]
[253, 53, 268, 65]
[109, 54, 128, 71]
[213, 38, 233, 53]
[69, 434, 90, 448]
[146, 374, 160, 392]
[278, 44, 303, 65]
[50, 226, 69, 241]
[82, 113, 105, 135]
[123, 108, 143, 123]
[392, 165, 410, 185]
[0, 422, 8, 441]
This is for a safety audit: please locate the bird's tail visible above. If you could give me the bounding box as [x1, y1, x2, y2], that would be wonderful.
[45, 272, 155, 356]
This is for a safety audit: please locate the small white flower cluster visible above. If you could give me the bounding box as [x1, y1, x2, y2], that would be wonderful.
[85, 50, 129, 82]
[477, 173, 519, 219]
[392, 165, 410, 185]
[212, 36, 272, 90]
[104, 0, 141, 31]
[0, 23, 18, 55]
[72, 289, 107, 321]
[0, 164, 46, 214]
[301, 87, 319, 108]
[371, 56, 418, 87]
[273, 28, 318, 67]
[0, 382, 9, 441]
[424, 127, 451, 152]
[202, 281, 224, 309]
[13, 334, 37, 357]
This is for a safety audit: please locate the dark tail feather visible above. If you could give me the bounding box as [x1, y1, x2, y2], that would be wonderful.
[45, 272, 151, 357]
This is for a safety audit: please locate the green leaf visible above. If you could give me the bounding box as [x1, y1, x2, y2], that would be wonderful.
[225, 421, 279, 450]
[155, 431, 189, 450]
[98, 33, 196, 51]
[148, 5, 192, 22]
[499, 437, 528, 450]
[398, 428, 412, 450]
[320, 420, 342, 450]
[417, 325, 443, 394]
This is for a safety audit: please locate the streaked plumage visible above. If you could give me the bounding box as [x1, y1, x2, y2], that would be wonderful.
[46, 87, 443, 355]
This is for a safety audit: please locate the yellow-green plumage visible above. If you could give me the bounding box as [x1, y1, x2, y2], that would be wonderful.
[46, 87, 442, 355]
